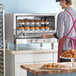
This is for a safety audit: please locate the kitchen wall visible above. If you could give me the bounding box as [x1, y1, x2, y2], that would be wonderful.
[72, 0, 76, 10]
[0, 0, 62, 13]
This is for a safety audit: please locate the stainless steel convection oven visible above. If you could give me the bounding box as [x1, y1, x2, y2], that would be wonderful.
[5, 13, 58, 51]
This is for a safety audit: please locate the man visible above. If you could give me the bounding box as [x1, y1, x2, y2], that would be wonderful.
[42, 0, 76, 62]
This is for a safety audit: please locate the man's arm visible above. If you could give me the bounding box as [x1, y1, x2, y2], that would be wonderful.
[41, 34, 54, 38]
[41, 12, 65, 39]
[41, 33, 58, 39]
[56, 12, 65, 39]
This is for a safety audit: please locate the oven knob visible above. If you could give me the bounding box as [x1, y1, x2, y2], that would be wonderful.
[43, 39, 46, 43]
[27, 39, 31, 43]
[36, 40, 38, 43]
[30, 40, 33, 43]
[31, 40, 35, 43]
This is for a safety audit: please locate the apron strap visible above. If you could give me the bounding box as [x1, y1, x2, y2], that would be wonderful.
[65, 10, 76, 36]
[65, 10, 76, 50]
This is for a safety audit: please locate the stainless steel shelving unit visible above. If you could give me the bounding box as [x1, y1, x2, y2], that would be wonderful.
[0, 4, 5, 76]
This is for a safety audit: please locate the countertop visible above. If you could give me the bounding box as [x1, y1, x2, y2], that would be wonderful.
[21, 62, 76, 75]
[6, 49, 58, 54]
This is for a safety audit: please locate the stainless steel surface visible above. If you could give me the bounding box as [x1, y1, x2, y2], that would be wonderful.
[16, 38, 54, 44]
[15, 32, 55, 39]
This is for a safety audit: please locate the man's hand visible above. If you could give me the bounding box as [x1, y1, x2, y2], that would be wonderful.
[41, 34, 54, 38]
[41, 34, 48, 38]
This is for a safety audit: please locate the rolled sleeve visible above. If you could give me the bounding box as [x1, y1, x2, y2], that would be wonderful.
[53, 33, 59, 39]
[56, 12, 65, 39]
